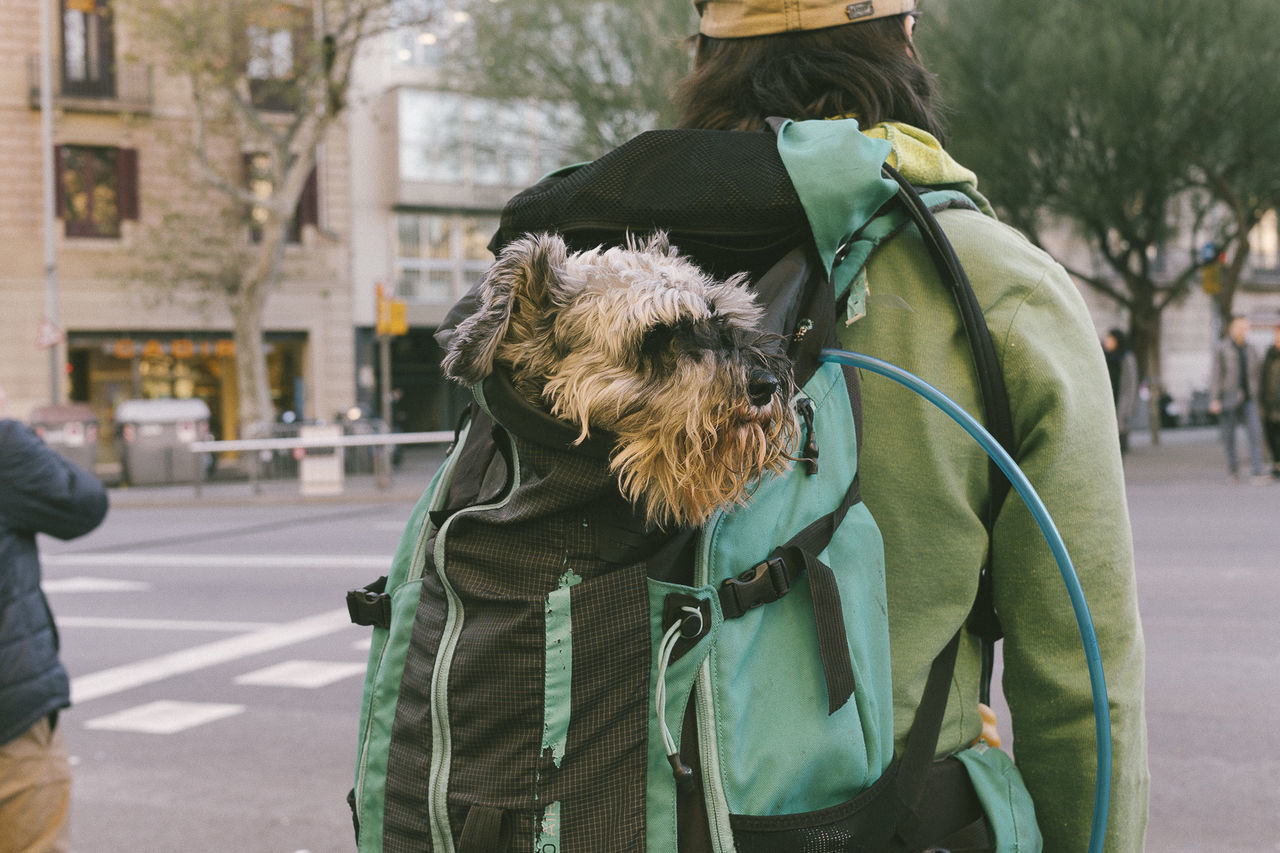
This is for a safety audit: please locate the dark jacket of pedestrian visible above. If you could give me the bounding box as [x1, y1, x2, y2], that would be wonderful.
[1262, 338, 1280, 424]
[1209, 328, 1262, 411]
[0, 418, 108, 745]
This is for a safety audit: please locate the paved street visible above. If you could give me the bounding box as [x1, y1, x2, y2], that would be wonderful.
[1121, 428, 1280, 852]
[34, 432, 1280, 851]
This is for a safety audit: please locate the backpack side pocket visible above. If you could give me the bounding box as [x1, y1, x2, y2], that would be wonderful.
[954, 744, 1043, 853]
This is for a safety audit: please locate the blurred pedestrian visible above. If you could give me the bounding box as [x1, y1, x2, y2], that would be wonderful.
[0, 387, 109, 853]
[1104, 328, 1140, 454]
[675, 2, 1148, 850]
[1260, 325, 1280, 479]
[1208, 315, 1267, 482]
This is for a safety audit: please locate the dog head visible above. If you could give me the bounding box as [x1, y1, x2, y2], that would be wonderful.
[444, 231, 797, 527]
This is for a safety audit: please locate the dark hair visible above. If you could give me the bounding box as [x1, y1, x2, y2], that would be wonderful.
[674, 16, 945, 140]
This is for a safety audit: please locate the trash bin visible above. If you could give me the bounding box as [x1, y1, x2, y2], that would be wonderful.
[114, 398, 212, 486]
[298, 424, 343, 496]
[29, 403, 100, 471]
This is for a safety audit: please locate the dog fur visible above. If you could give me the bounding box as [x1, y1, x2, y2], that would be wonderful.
[443, 232, 797, 528]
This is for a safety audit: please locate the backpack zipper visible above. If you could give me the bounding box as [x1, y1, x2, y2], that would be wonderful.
[426, 430, 522, 852]
[691, 511, 738, 853]
[353, 422, 473, 843]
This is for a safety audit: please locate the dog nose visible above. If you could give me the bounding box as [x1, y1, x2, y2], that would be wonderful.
[748, 371, 779, 407]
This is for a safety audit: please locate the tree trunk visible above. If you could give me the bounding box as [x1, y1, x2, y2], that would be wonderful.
[233, 286, 273, 437]
[232, 222, 289, 437]
[1144, 318, 1165, 445]
[1129, 284, 1163, 446]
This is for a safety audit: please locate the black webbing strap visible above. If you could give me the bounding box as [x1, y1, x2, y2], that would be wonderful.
[458, 804, 510, 852]
[717, 473, 861, 714]
[891, 630, 963, 847]
[881, 164, 1016, 706]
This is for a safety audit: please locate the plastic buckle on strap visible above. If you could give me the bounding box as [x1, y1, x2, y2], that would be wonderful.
[346, 576, 391, 629]
[720, 556, 791, 619]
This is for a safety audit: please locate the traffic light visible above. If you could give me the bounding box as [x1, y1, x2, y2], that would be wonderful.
[1200, 243, 1223, 296]
[376, 283, 408, 336]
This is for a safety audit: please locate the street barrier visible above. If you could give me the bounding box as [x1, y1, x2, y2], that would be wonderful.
[187, 431, 456, 497]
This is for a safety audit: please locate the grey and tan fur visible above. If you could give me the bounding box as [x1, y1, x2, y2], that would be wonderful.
[443, 232, 797, 528]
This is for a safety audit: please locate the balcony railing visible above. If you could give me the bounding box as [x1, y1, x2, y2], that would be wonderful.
[27, 55, 152, 114]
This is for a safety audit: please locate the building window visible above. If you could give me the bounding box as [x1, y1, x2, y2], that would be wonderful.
[1250, 209, 1279, 272]
[61, 0, 114, 98]
[244, 153, 318, 244]
[245, 5, 310, 111]
[394, 213, 498, 305]
[391, 9, 472, 68]
[398, 90, 575, 189]
[55, 144, 138, 238]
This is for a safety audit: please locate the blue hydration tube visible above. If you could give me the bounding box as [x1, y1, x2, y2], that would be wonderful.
[819, 348, 1111, 853]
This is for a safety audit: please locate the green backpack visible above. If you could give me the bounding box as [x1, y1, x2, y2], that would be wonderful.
[347, 119, 1030, 852]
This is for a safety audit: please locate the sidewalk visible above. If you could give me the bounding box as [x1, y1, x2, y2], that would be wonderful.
[106, 425, 1266, 508]
[105, 445, 450, 508]
[1123, 424, 1278, 488]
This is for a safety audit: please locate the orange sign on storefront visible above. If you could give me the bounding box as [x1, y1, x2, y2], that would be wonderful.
[111, 338, 237, 359]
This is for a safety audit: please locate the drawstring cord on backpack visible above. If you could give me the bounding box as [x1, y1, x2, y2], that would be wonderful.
[656, 604, 703, 786]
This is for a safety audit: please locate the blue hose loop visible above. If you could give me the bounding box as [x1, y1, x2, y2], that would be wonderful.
[819, 348, 1111, 853]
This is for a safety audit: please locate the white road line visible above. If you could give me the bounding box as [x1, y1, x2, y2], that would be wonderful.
[70, 608, 353, 705]
[43, 553, 390, 570]
[84, 701, 245, 734]
[42, 577, 152, 593]
[234, 660, 367, 688]
[58, 616, 273, 633]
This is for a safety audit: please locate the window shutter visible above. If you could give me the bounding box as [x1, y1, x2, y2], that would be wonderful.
[296, 166, 319, 227]
[54, 145, 66, 217]
[116, 147, 139, 220]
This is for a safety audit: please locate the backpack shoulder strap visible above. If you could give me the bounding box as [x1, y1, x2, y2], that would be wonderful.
[773, 118, 1013, 701]
[879, 166, 1011, 703]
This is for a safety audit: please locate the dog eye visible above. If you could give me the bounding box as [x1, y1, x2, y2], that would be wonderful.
[640, 324, 676, 360]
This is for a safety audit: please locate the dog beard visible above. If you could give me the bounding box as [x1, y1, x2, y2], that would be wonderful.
[606, 393, 797, 529]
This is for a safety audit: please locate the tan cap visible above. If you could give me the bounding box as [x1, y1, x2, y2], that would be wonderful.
[695, 0, 916, 37]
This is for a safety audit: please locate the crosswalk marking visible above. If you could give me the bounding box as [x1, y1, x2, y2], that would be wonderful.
[43, 552, 389, 569]
[71, 608, 353, 705]
[42, 576, 152, 593]
[59, 616, 273, 632]
[234, 660, 366, 688]
[84, 701, 245, 734]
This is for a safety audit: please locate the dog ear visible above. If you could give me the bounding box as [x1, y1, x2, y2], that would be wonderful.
[639, 230, 673, 257]
[442, 232, 566, 385]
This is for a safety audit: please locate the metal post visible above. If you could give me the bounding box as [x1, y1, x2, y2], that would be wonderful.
[379, 333, 393, 484]
[39, 0, 61, 405]
[379, 334, 392, 427]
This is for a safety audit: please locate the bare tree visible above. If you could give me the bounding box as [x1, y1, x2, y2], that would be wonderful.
[123, 0, 440, 433]
[925, 0, 1280, 438]
[442, 0, 697, 161]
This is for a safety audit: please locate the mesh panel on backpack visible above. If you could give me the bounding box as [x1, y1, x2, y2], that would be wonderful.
[494, 129, 811, 281]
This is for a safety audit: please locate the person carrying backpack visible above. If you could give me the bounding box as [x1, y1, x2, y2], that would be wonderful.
[676, 1, 1149, 850]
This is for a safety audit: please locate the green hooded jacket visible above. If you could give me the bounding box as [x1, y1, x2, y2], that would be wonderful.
[839, 122, 1150, 852]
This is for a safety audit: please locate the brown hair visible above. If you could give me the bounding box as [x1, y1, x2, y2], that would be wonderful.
[674, 16, 945, 140]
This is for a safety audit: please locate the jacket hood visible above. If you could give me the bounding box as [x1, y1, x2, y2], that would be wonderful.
[861, 122, 996, 219]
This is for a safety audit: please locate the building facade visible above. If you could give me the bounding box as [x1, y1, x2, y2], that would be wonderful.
[345, 20, 574, 433]
[1, 0, 355, 476]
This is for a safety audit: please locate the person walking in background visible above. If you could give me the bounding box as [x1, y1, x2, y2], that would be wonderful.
[675, 2, 1148, 849]
[1208, 315, 1268, 483]
[0, 387, 109, 853]
[1260, 325, 1280, 480]
[1104, 328, 1140, 454]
